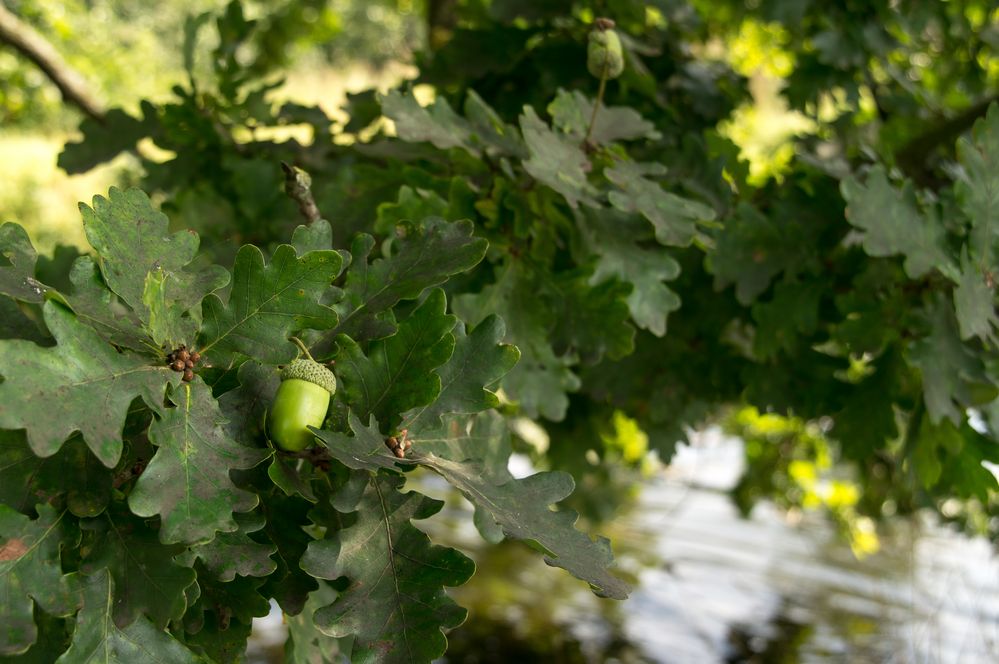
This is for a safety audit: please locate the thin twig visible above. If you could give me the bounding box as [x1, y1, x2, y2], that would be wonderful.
[281, 161, 323, 224]
[0, 4, 105, 122]
[289, 336, 316, 362]
[583, 73, 607, 147]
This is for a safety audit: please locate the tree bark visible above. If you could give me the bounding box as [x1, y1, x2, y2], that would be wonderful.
[0, 3, 104, 122]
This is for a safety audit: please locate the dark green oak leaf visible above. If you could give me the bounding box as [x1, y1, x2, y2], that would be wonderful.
[415, 452, 629, 600]
[909, 297, 991, 424]
[79, 507, 195, 628]
[454, 263, 579, 421]
[200, 244, 343, 366]
[462, 89, 526, 157]
[957, 103, 999, 264]
[751, 278, 823, 359]
[402, 317, 520, 432]
[548, 89, 660, 145]
[0, 223, 50, 303]
[841, 166, 954, 279]
[129, 380, 267, 545]
[55, 569, 198, 664]
[0, 431, 111, 518]
[291, 219, 335, 255]
[708, 202, 807, 305]
[182, 568, 270, 635]
[320, 219, 486, 347]
[520, 106, 598, 209]
[257, 494, 319, 616]
[313, 413, 405, 473]
[314, 423, 629, 600]
[0, 504, 79, 656]
[184, 616, 253, 664]
[605, 161, 715, 247]
[337, 289, 456, 432]
[953, 250, 998, 341]
[300, 474, 474, 664]
[0, 297, 48, 344]
[79, 187, 229, 347]
[550, 270, 635, 364]
[375, 186, 449, 234]
[410, 412, 514, 543]
[178, 511, 276, 582]
[0, 302, 173, 467]
[579, 208, 681, 336]
[218, 360, 280, 445]
[58, 104, 159, 174]
[3, 606, 71, 664]
[63, 257, 152, 352]
[381, 89, 475, 153]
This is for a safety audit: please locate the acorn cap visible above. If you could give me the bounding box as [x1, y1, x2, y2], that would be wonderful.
[281, 359, 337, 395]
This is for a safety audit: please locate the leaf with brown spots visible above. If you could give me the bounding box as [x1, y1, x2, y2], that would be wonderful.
[0, 504, 79, 656]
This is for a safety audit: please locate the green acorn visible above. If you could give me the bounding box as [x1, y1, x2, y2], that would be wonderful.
[587, 22, 625, 80]
[268, 358, 337, 452]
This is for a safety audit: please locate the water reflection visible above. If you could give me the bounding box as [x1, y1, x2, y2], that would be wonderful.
[250, 428, 999, 663]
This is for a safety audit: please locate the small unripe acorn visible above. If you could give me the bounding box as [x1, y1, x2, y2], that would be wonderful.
[182, 368, 195, 382]
[172, 360, 185, 372]
[190, 351, 201, 363]
[587, 23, 625, 80]
[268, 359, 337, 452]
[177, 349, 190, 362]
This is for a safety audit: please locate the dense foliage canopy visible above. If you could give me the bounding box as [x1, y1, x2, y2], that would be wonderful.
[1, 0, 998, 661]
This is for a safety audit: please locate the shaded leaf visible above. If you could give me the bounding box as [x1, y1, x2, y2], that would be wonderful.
[257, 494, 318, 615]
[337, 289, 456, 432]
[58, 105, 159, 174]
[79, 188, 228, 346]
[129, 380, 267, 544]
[381, 89, 475, 153]
[605, 161, 715, 247]
[55, 569, 198, 664]
[953, 251, 998, 341]
[548, 89, 660, 145]
[301, 474, 474, 664]
[841, 167, 953, 278]
[79, 507, 195, 628]
[909, 297, 990, 424]
[414, 452, 630, 600]
[0, 431, 111, 518]
[579, 208, 681, 336]
[322, 219, 486, 346]
[708, 203, 806, 305]
[454, 263, 579, 421]
[178, 511, 276, 582]
[218, 360, 280, 445]
[200, 245, 343, 366]
[520, 106, 598, 209]
[403, 317, 519, 432]
[0, 504, 79, 656]
[64, 257, 151, 352]
[0, 302, 171, 467]
[550, 270, 635, 363]
[0, 223, 50, 303]
[957, 103, 999, 264]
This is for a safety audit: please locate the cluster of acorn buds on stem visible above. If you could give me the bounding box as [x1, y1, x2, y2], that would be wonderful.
[385, 429, 411, 459]
[166, 345, 201, 382]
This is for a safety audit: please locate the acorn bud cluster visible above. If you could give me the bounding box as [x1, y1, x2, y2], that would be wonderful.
[166, 346, 201, 382]
[385, 429, 411, 459]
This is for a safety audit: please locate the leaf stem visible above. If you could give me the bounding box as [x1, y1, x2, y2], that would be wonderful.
[583, 66, 608, 147]
[290, 336, 316, 362]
